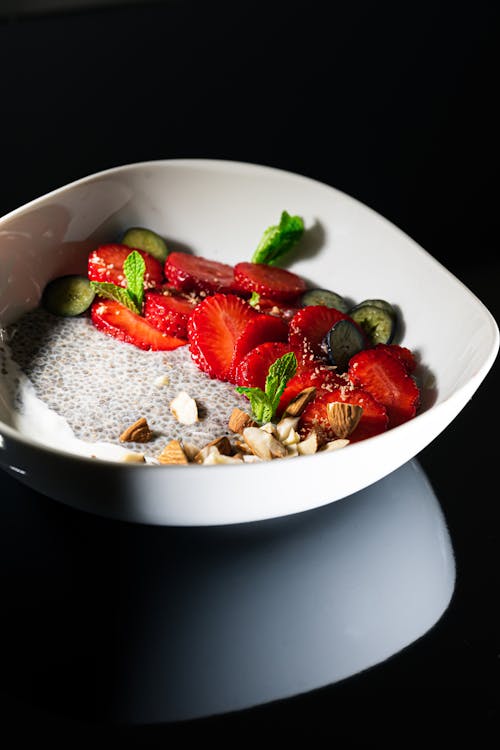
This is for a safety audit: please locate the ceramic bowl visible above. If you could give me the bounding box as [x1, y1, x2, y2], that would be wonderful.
[0, 160, 498, 525]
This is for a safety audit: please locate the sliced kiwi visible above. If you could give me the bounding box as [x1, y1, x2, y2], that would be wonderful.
[42, 275, 95, 317]
[122, 227, 168, 262]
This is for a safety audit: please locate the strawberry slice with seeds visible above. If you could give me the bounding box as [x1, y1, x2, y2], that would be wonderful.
[348, 348, 420, 427]
[233, 262, 307, 302]
[288, 305, 355, 362]
[144, 288, 198, 339]
[234, 341, 293, 388]
[374, 343, 417, 373]
[88, 244, 164, 289]
[188, 293, 257, 380]
[299, 387, 388, 443]
[165, 252, 235, 295]
[91, 299, 186, 351]
[229, 314, 289, 381]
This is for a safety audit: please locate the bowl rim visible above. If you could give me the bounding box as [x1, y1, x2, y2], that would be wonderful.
[0, 158, 498, 470]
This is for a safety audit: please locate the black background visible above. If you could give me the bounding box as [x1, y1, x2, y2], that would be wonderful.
[0, 0, 498, 743]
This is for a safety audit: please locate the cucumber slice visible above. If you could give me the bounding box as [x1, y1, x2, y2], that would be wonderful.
[42, 275, 95, 317]
[350, 298, 395, 316]
[324, 319, 366, 371]
[349, 303, 396, 345]
[122, 227, 168, 262]
[300, 288, 348, 312]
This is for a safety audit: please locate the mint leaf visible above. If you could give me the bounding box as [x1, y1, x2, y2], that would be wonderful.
[90, 281, 141, 314]
[265, 351, 298, 413]
[235, 352, 298, 424]
[123, 250, 146, 312]
[252, 211, 304, 265]
[235, 387, 273, 423]
[249, 291, 261, 308]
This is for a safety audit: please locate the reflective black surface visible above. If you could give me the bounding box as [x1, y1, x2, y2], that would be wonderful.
[1, 0, 498, 741]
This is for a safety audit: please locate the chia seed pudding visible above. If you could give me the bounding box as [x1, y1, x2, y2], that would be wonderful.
[0, 307, 246, 462]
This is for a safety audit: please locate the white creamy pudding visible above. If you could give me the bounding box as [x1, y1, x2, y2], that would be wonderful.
[0, 308, 246, 462]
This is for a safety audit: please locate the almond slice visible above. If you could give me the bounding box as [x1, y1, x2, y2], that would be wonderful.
[204, 436, 233, 455]
[283, 386, 316, 418]
[243, 426, 287, 460]
[297, 431, 318, 455]
[326, 402, 363, 439]
[119, 417, 153, 443]
[158, 439, 188, 465]
[228, 407, 257, 434]
[170, 391, 199, 425]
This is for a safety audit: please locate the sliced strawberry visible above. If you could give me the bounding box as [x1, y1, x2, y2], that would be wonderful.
[375, 343, 417, 373]
[188, 293, 257, 380]
[348, 348, 420, 427]
[165, 252, 235, 295]
[234, 341, 293, 388]
[229, 314, 289, 380]
[277, 362, 346, 417]
[256, 297, 302, 321]
[288, 305, 354, 362]
[233, 262, 307, 302]
[91, 299, 186, 351]
[144, 288, 198, 339]
[299, 387, 388, 443]
[88, 244, 164, 289]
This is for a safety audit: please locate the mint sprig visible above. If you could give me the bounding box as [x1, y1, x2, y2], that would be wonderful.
[251, 211, 304, 266]
[90, 250, 146, 315]
[236, 351, 298, 423]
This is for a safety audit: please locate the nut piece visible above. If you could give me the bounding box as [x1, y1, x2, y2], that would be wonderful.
[122, 452, 146, 463]
[297, 431, 318, 455]
[204, 436, 233, 455]
[119, 417, 153, 443]
[228, 407, 257, 434]
[243, 426, 288, 460]
[158, 439, 188, 465]
[283, 387, 317, 418]
[322, 438, 350, 452]
[194, 437, 233, 463]
[326, 402, 363, 439]
[276, 416, 300, 443]
[170, 391, 199, 425]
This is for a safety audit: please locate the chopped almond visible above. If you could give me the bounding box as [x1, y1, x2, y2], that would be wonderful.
[119, 417, 153, 443]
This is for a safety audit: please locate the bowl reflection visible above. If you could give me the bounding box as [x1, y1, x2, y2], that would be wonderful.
[0, 460, 454, 724]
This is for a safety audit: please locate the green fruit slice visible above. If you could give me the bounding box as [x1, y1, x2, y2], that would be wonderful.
[122, 227, 168, 262]
[42, 275, 95, 317]
[349, 303, 396, 345]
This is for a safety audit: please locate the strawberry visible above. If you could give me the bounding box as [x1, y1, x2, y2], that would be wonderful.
[229, 314, 289, 381]
[233, 262, 307, 301]
[165, 252, 235, 295]
[288, 305, 354, 362]
[234, 341, 293, 388]
[299, 387, 388, 443]
[88, 244, 164, 289]
[144, 288, 198, 339]
[188, 293, 257, 380]
[91, 299, 186, 351]
[374, 343, 417, 373]
[255, 297, 302, 321]
[348, 348, 420, 427]
[276, 361, 346, 417]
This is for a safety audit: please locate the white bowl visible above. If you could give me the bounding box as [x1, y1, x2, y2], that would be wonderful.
[0, 159, 498, 526]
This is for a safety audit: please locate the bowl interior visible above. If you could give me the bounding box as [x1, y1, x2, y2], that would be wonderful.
[0, 159, 498, 525]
